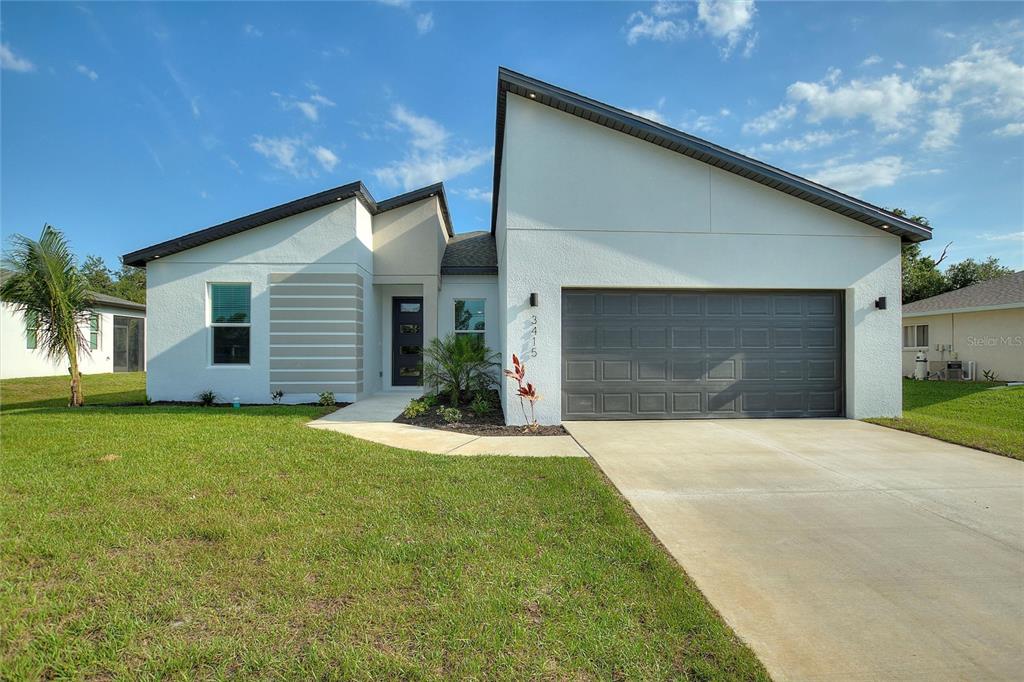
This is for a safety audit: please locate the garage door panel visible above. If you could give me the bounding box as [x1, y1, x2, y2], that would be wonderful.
[562, 289, 843, 420]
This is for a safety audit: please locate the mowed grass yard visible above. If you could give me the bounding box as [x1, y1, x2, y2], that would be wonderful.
[0, 373, 766, 680]
[868, 379, 1024, 460]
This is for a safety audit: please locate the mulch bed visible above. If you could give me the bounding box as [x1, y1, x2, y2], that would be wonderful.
[394, 390, 567, 437]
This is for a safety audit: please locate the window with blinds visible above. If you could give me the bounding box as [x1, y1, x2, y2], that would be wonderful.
[210, 283, 251, 364]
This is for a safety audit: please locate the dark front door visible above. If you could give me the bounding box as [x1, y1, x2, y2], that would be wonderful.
[113, 315, 145, 372]
[561, 289, 844, 420]
[392, 297, 424, 386]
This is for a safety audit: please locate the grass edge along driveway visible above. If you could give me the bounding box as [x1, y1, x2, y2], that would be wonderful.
[1, 373, 767, 680]
[867, 378, 1024, 461]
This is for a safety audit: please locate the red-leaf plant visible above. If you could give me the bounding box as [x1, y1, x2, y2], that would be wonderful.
[504, 353, 541, 430]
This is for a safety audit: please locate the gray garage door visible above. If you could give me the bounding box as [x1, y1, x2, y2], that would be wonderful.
[562, 290, 843, 420]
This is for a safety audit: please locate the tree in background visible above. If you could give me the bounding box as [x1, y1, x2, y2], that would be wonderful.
[81, 254, 114, 292]
[889, 208, 1013, 303]
[1, 226, 93, 406]
[78, 254, 146, 303]
[945, 257, 1013, 291]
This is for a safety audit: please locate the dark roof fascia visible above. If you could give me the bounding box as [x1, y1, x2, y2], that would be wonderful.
[376, 182, 454, 237]
[440, 266, 499, 275]
[89, 291, 146, 312]
[122, 181, 452, 267]
[490, 67, 932, 244]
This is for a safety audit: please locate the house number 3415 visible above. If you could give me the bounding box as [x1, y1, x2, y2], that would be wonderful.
[529, 315, 538, 357]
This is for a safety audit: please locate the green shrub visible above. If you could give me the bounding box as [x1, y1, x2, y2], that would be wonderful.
[196, 389, 217, 407]
[469, 393, 492, 417]
[420, 393, 439, 408]
[422, 333, 499, 406]
[438, 407, 462, 424]
[271, 389, 284, 405]
[318, 391, 336, 407]
[404, 399, 430, 418]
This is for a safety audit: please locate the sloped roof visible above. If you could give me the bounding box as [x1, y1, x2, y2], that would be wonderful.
[903, 271, 1024, 315]
[0, 270, 145, 311]
[122, 182, 452, 267]
[490, 67, 933, 243]
[441, 231, 498, 275]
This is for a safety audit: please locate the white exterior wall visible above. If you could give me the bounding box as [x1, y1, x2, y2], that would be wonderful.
[499, 94, 904, 424]
[0, 302, 144, 379]
[901, 308, 1024, 380]
[146, 198, 372, 404]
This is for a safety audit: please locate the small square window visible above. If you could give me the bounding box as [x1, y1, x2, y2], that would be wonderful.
[400, 324, 420, 334]
[399, 366, 421, 377]
[400, 302, 421, 313]
[454, 299, 485, 346]
[400, 345, 422, 356]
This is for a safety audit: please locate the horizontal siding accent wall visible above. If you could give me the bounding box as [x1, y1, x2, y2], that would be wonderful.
[268, 272, 363, 395]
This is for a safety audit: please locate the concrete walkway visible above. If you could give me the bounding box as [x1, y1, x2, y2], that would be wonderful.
[308, 391, 587, 457]
[566, 418, 1024, 682]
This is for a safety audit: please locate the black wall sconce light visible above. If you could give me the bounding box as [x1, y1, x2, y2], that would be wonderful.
[875, 296, 887, 310]
[530, 293, 539, 307]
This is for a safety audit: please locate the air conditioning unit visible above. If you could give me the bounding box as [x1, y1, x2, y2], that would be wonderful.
[946, 360, 964, 381]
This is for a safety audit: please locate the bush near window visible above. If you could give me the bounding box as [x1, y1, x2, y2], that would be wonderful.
[422, 333, 499, 407]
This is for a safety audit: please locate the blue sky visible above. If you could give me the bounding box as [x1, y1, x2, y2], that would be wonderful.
[2, 1, 1022, 269]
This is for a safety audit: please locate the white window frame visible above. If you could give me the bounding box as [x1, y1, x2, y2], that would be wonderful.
[453, 298, 485, 341]
[902, 324, 929, 349]
[208, 282, 252, 367]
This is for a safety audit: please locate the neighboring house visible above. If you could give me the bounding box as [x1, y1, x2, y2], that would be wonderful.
[1, 291, 146, 379]
[122, 68, 931, 423]
[901, 271, 1023, 381]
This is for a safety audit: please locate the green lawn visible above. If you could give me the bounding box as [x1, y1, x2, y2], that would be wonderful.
[867, 379, 1024, 460]
[0, 373, 766, 680]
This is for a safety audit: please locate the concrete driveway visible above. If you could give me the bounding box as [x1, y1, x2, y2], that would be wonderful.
[565, 419, 1024, 681]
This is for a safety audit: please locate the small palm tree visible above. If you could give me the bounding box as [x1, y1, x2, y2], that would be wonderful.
[1, 225, 93, 406]
[422, 333, 499, 406]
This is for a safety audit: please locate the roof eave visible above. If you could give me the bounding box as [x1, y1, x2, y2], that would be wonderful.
[490, 67, 932, 243]
[903, 302, 1024, 317]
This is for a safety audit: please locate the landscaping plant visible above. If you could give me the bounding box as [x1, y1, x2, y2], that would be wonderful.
[438, 406, 462, 424]
[197, 389, 217, 407]
[504, 353, 541, 430]
[403, 398, 430, 418]
[422, 333, 499, 406]
[0, 225, 94, 407]
[469, 392, 492, 418]
[318, 391, 336, 407]
[271, 389, 284, 405]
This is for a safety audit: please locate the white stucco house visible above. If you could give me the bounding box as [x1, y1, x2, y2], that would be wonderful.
[1, 291, 146, 380]
[122, 68, 932, 423]
[901, 270, 1023, 381]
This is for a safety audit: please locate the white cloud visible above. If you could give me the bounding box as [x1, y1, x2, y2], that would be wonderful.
[625, 5, 690, 45]
[861, 55, 883, 67]
[756, 130, 851, 154]
[374, 105, 492, 191]
[251, 135, 338, 178]
[274, 89, 335, 122]
[810, 155, 904, 194]
[979, 231, 1024, 242]
[75, 63, 98, 81]
[742, 103, 796, 135]
[626, 107, 668, 124]
[786, 73, 920, 131]
[251, 136, 303, 176]
[243, 24, 263, 38]
[416, 12, 434, 35]
[312, 145, 339, 172]
[919, 44, 1024, 119]
[460, 187, 493, 202]
[391, 104, 448, 151]
[920, 108, 962, 151]
[697, 0, 756, 57]
[1, 44, 35, 72]
[994, 122, 1024, 137]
